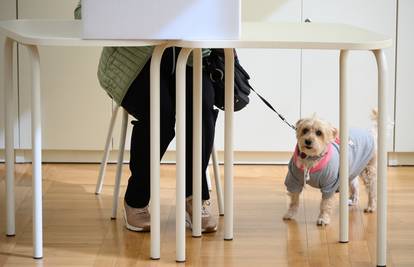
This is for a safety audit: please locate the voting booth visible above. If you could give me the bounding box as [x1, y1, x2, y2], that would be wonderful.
[81, 0, 241, 40]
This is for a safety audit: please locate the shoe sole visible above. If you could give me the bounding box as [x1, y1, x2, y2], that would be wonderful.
[185, 212, 217, 233]
[123, 209, 150, 232]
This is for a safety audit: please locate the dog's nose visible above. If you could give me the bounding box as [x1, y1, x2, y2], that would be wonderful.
[305, 139, 312, 146]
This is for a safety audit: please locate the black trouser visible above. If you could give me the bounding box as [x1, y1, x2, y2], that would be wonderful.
[121, 47, 219, 208]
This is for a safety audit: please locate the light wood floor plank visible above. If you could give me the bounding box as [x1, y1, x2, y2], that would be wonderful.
[0, 164, 413, 266]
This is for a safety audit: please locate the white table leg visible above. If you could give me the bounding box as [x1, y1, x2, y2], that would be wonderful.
[373, 49, 388, 267]
[149, 44, 169, 260]
[4, 37, 16, 237]
[339, 50, 349, 243]
[26, 45, 43, 259]
[176, 48, 192, 262]
[111, 109, 128, 219]
[224, 48, 234, 241]
[192, 48, 202, 238]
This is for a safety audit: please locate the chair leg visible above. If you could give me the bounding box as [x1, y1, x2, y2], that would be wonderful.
[111, 109, 128, 219]
[206, 167, 212, 191]
[96, 104, 120, 194]
[211, 144, 224, 216]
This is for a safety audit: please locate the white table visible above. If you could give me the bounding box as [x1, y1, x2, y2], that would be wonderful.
[0, 19, 170, 261]
[1, 20, 392, 266]
[171, 22, 392, 266]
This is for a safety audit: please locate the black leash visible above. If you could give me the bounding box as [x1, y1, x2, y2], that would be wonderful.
[250, 88, 297, 131]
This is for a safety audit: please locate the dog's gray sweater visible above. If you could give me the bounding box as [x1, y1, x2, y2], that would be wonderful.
[285, 128, 375, 199]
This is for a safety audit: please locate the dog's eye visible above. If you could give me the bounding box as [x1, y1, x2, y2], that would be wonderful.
[316, 130, 322, 136]
[302, 128, 309, 135]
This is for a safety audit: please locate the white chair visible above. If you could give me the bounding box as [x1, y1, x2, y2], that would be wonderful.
[95, 105, 224, 219]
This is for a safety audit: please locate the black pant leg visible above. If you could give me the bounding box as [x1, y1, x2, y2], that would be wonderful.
[184, 67, 218, 200]
[122, 50, 176, 208]
[121, 48, 218, 207]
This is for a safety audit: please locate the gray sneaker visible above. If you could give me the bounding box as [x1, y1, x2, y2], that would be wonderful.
[185, 197, 218, 233]
[123, 201, 150, 232]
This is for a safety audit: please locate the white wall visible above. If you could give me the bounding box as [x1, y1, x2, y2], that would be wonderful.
[395, 0, 414, 152]
[2, 0, 413, 164]
[17, 0, 112, 150]
[214, 0, 302, 152]
[214, 0, 397, 152]
[301, 0, 396, 151]
[119, 0, 303, 152]
[0, 0, 19, 152]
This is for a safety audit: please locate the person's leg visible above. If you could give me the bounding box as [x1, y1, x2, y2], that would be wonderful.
[184, 66, 218, 201]
[121, 47, 218, 207]
[122, 48, 176, 208]
[183, 65, 219, 233]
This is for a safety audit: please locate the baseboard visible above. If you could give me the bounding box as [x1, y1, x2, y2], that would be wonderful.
[0, 149, 292, 165]
[388, 152, 414, 166]
[1, 149, 413, 166]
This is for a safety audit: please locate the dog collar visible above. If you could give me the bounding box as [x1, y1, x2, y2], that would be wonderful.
[294, 143, 334, 174]
[297, 148, 328, 161]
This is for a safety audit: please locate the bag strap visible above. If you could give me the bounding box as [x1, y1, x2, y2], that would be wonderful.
[250, 88, 297, 131]
[210, 48, 297, 130]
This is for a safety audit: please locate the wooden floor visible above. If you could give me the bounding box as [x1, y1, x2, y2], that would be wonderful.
[0, 163, 413, 267]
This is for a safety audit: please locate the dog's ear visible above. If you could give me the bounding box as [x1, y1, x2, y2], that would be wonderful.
[295, 119, 304, 129]
[371, 108, 378, 121]
[330, 127, 339, 141]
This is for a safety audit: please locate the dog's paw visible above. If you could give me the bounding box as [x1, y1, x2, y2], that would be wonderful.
[364, 206, 376, 213]
[316, 214, 331, 226]
[348, 199, 357, 206]
[364, 200, 376, 213]
[348, 196, 359, 206]
[283, 209, 297, 220]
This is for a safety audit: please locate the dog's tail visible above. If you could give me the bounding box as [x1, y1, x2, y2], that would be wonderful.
[371, 108, 378, 137]
[370, 108, 394, 147]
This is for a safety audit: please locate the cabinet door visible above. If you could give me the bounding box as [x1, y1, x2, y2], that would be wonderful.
[18, 0, 112, 150]
[301, 0, 396, 151]
[215, 0, 302, 152]
[114, 0, 304, 153]
[395, 0, 414, 152]
[221, 48, 301, 152]
[0, 0, 19, 152]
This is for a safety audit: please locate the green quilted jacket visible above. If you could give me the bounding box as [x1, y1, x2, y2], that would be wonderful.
[75, 3, 210, 105]
[75, 3, 152, 104]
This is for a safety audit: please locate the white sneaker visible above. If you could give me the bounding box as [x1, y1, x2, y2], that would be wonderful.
[185, 197, 217, 233]
[123, 201, 150, 232]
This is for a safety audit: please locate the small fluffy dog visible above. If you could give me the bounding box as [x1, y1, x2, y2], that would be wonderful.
[283, 111, 377, 226]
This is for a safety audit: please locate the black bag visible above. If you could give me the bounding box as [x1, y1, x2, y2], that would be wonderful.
[204, 49, 253, 111]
